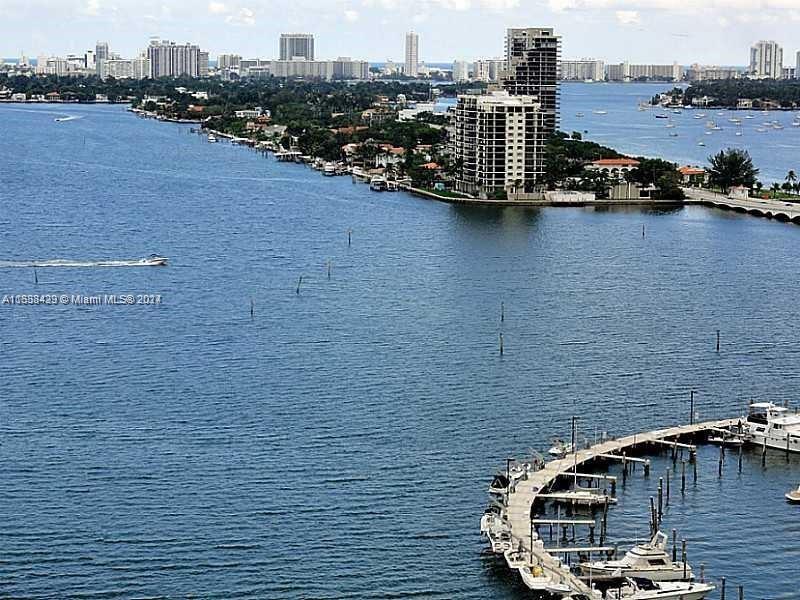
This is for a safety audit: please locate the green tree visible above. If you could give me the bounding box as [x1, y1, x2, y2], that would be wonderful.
[707, 149, 759, 193]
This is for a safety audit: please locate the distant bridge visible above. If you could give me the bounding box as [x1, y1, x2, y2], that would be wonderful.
[684, 188, 800, 224]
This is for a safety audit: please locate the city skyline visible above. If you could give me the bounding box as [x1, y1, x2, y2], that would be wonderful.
[4, 0, 800, 65]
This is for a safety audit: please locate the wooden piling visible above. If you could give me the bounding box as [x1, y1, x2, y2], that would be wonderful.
[327, 260, 331, 280]
[700, 562, 705, 583]
[689, 390, 695, 425]
[693, 456, 698, 483]
[665, 469, 670, 506]
[681, 460, 686, 493]
[250, 298, 254, 318]
[672, 529, 677, 561]
[738, 445, 743, 473]
[718, 444, 724, 477]
[716, 329, 720, 352]
[738, 585, 744, 600]
[296, 276, 303, 295]
[499, 333, 504, 356]
[721, 577, 726, 600]
[34, 267, 38, 285]
[681, 539, 687, 580]
[347, 229, 352, 246]
[657, 478, 663, 522]
[501, 301, 505, 323]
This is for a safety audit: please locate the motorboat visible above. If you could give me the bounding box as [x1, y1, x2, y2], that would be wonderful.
[576, 112, 586, 117]
[786, 485, 800, 503]
[207, 133, 218, 142]
[323, 163, 337, 176]
[481, 512, 513, 553]
[697, 141, 705, 146]
[488, 472, 510, 495]
[669, 133, 678, 137]
[654, 115, 669, 119]
[741, 402, 800, 453]
[141, 254, 168, 266]
[606, 578, 715, 600]
[549, 439, 574, 458]
[735, 131, 743, 136]
[579, 532, 692, 582]
[708, 432, 744, 446]
[369, 176, 388, 192]
[593, 110, 608, 115]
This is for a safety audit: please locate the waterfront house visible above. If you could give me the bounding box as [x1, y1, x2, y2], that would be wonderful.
[586, 158, 640, 179]
[45, 91, 61, 102]
[678, 166, 708, 186]
[737, 99, 754, 109]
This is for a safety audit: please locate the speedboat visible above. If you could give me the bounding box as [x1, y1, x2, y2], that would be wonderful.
[607, 578, 715, 600]
[207, 134, 218, 142]
[697, 141, 705, 146]
[741, 402, 800, 453]
[786, 485, 800, 503]
[548, 439, 574, 457]
[593, 110, 608, 115]
[481, 512, 513, 554]
[655, 115, 669, 119]
[576, 112, 585, 117]
[141, 254, 168, 266]
[579, 532, 692, 582]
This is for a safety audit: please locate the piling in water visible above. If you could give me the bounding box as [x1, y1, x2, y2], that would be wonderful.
[296, 276, 303, 295]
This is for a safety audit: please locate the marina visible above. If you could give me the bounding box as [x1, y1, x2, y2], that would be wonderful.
[482, 412, 798, 598]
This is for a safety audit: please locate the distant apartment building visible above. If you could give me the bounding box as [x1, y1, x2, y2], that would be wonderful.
[750, 40, 782, 79]
[797, 51, 800, 79]
[95, 41, 109, 75]
[99, 54, 149, 80]
[452, 91, 544, 198]
[279, 34, 315, 61]
[218, 54, 241, 72]
[405, 31, 419, 77]
[253, 58, 369, 81]
[606, 62, 682, 82]
[501, 27, 560, 137]
[473, 58, 504, 82]
[199, 52, 209, 78]
[686, 64, 741, 81]
[782, 66, 795, 80]
[560, 59, 604, 81]
[147, 39, 202, 78]
[452, 60, 470, 82]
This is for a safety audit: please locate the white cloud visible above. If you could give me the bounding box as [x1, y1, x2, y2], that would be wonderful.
[82, 0, 101, 16]
[225, 7, 255, 25]
[344, 8, 360, 21]
[615, 9, 641, 24]
[208, 1, 228, 14]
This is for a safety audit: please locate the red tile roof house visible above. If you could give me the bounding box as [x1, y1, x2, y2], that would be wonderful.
[586, 158, 641, 177]
[678, 166, 708, 186]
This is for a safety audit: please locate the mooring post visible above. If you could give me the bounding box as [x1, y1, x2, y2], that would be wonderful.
[644, 460, 650, 477]
[693, 456, 698, 483]
[601, 496, 609, 541]
[738, 445, 743, 473]
[642, 223, 645, 238]
[665, 469, 670, 506]
[761, 437, 767, 467]
[657, 478, 663, 522]
[681, 460, 686, 494]
[347, 229, 352, 247]
[718, 444, 724, 477]
[690, 390, 695, 425]
[250, 298, 254, 319]
[610, 476, 616, 496]
[499, 333, 504, 356]
[700, 562, 705, 583]
[589, 523, 595, 542]
[501, 301, 505, 323]
[672, 529, 677, 561]
[716, 329, 720, 352]
[296, 276, 303, 295]
[681, 539, 687, 580]
[721, 577, 726, 600]
[649, 497, 656, 536]
[327, 260, 331, 280]
[738, 585, 744, 600]
[622, 454, 627, 484]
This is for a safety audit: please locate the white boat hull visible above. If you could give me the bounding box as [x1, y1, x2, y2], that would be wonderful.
[580, 565, 692, 582]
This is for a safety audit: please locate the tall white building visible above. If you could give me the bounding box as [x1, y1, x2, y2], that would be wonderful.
[147, 39, 202, 78]
[95, 41, 109, 75]
[405, 31, 419, 78]
[280, 34, 314, 61]
[796, 51, 800, 79]
[750, 40, 782, 79]
[452, 60, 469, 82]
[560, 59, 604, 81]
[452, 91, 544, 198]
[473, 58, 504, 82]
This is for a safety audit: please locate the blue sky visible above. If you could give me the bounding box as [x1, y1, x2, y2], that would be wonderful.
[3, 0, 800, 65]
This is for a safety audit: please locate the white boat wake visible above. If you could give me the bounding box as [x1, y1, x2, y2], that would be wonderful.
[54, 115, 82, 122]
[0, 257, 168, 268]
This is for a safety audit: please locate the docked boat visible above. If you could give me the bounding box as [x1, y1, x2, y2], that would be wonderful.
[540, 489, 618, 507]
[708, 432, 744, 446]
[322, 163, 337, 176]
[481, 512, 513, 554]
[579, 532, 692, 582]
[742, 402, 800, 453]
[786, 485, 800, 503]
[697, 141, 705, 146]
[548, 439, 574, 457]
[576, 112, 586, 117]
[207, 134, 218, 143]
[606, 578, 715, 600]
[369, 176, 388, 192]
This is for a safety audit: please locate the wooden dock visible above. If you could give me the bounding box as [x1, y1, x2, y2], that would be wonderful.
[501, 418, 739, 595]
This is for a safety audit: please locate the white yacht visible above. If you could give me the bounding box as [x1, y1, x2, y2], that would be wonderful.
[140, 254, 168, 266]
[742, 402, 800, 453]
[207, 133, 218, 143]
[786, 484, 800, 503]
[481, 512, 513, 554]
[579, 532, 691, 582]
[606, 578, 714, 600]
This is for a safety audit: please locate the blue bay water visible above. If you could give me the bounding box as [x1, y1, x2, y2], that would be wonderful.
[1, 91, 799, 599]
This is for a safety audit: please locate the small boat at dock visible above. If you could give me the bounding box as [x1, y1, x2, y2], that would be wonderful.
[579, 531, 692, 582]
[548, 439, 574, 458]
[786, 485, 800, 503]
[606, 577, 715, 600]
[207, 133, 218, 143]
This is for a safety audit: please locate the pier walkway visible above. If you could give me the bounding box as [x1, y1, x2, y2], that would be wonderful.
[684, 188, 800, 223]
[503, 417, 739, 595]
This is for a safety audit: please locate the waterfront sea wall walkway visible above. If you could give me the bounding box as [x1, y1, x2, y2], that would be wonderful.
[504, 418, 738, 596]
[684, 188, 800, 223]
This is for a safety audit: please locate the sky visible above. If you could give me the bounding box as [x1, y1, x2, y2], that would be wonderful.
[2, 0, 800, 65]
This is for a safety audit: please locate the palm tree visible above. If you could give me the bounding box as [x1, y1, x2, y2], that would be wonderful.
[786, 170, 797, 187]
[707, 149, 759, 193]
[771, 182, 781, 198]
